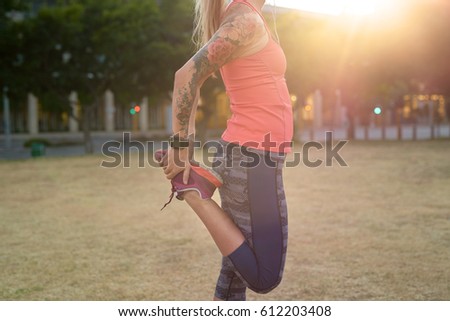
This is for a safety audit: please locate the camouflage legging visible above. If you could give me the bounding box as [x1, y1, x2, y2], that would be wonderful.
[211, 139, 288, 301]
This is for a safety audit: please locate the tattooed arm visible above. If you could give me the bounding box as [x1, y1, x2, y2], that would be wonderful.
[171, 5, 267, 139]
[164, 5, 267, 182]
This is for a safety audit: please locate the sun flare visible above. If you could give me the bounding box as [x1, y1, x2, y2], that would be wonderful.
[269, 0, 390, 16]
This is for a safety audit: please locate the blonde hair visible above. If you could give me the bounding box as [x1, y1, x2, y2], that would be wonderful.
[193, 0, 226, 49]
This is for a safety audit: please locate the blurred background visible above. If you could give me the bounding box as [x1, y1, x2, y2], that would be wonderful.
[0, 0, 449, 156]
[1, 1, 449, 301]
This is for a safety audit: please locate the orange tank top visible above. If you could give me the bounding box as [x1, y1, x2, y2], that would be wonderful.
[220, 0, 293, 154]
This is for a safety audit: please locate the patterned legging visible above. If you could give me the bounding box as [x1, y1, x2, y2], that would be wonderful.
[211, 139, 288, 301]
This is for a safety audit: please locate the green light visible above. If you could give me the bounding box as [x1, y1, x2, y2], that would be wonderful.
[374, 106, 382, 115]
[130, 108, 136, 115]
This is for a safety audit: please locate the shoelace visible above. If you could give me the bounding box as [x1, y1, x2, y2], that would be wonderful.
[160, 186, 176, 211]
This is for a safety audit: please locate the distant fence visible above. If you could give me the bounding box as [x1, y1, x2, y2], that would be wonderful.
[297, 124, 450, 142]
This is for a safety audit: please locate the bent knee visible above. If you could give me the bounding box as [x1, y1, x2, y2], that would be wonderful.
[250, 277, 282, 294]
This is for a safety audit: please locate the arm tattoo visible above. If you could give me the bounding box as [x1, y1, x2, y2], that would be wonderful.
[175, 51, 208, 137]
[174, 7, 261, 137]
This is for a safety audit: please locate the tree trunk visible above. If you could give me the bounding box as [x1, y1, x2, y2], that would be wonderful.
[347, 110, 355, 140]
[82, 105, 94, 154]
[397, 109, 402, 141]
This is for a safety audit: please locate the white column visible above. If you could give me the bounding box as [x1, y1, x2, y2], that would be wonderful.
[139, 96, 149, 132]
[313, 89, 323, 129]
[27, 93, 39, 135]
[158, 103, 165, 128]
[335, 89, 345, 127]
[68, 91, 79, 132]
[104, 90, 115, 132]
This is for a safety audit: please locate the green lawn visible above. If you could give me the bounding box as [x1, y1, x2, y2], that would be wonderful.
[1, 140, 449, 300]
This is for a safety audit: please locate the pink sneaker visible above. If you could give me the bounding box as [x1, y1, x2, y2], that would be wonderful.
[155, 149, 223, 210]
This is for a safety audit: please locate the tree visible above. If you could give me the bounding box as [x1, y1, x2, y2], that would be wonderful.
[0, 0, 29, 104]
[274, 0, 450, 134]
[6, 0, 193, 153]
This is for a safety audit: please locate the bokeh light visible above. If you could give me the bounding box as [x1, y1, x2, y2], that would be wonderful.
[129, 105, 141, 115]
[374, 106, 382, 115]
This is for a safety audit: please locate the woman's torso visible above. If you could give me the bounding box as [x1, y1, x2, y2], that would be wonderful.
[220, 0, 293, 154]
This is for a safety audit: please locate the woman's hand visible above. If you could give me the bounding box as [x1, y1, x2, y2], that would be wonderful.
[163, 147, 191, 184]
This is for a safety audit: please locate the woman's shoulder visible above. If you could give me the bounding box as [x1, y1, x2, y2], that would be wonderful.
[221, 2, 266, 38]
[223, 2, 263, 25]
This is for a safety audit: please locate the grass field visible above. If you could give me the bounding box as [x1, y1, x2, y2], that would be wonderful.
[0, 140, 449, 301]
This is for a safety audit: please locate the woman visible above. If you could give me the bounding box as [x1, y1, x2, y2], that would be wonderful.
[158, 0, 293, 301]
